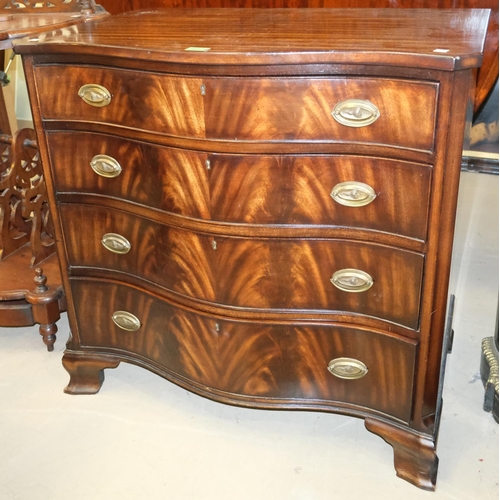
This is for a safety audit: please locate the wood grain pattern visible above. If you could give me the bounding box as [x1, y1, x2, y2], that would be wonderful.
[365, 417, 438, 491]
[414, 70, 474, 427]
[62, 351, 121, 395]
[94, 1, 496, 112]
[60, 203, 424, 329]
[70, 278, 417, 422]
[48, 131, 432, 240]
[48, 132, 211, 219]
[34, 65, 205, 138]
[37, 67, 437, 150]
[209, 153, 432, 239]
[98, 0, 492, 10]
[18, 8, 488, 490]
[204, 77, 438, 150]
[14, 9, 490, 71]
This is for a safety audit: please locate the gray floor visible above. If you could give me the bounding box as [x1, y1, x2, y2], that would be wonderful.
[0, 172, 498, 499]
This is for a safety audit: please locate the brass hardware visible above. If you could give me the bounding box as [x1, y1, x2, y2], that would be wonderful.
[330, 269, 373, 293]
[205, 159, 211, 170]
[90, 155, 122, 178]
[78, 84, 112, 107]
[330, 181, 376, 207]
[331, 99, 380, 127]
[482, 337, 499, 394]
[211, 239, 217, 250]
[327, 358, 368, 380]
[101, 233, 131, 255]
[112, 311, 141, 332]
[215, 323, 220, 332]
[200, 84, 206, 96]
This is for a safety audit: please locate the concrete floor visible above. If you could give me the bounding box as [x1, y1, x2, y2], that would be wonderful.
[0, 172, 498, 500]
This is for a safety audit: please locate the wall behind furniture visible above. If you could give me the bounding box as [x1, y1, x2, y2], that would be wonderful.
[13, 52, 33, 129]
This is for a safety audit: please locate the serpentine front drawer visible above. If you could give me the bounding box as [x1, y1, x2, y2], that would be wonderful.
[60, 203, 424, 329]
[35, 65, 437, 150]
[70, 278, 417, 423]
[49, 131, 432, 241]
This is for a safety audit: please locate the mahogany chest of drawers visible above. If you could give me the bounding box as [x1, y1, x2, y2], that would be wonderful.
[16, 8, 489, 490]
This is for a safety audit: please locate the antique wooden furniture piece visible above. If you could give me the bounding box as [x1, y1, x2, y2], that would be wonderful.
[0, 128, 65, 350]
[98, 0, 498, 116]
[16, 8, 489, 489]
[0, 0, 108, 134]
[0, 0, 106, 49]
[0, 0, 107, 349]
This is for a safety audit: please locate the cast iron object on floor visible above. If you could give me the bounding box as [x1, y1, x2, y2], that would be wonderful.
[480, 304, 499, 422]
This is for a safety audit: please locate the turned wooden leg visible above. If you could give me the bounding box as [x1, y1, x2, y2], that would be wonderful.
[26, 268, 64, 351]
[365, 418, 438, 491]
[39, 321, 57, 352]
[62, 352, 120, 395]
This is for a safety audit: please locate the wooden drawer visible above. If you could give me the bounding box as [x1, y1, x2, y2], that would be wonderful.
[49, 132, 431, 240]
[204, 77, 437, 150]
[35, 65, 205, 138]
[208, 153, 431, 240]
[36, 66, 437, 150]
[60, 204, 424, 329]
[70, 278, 417, 423]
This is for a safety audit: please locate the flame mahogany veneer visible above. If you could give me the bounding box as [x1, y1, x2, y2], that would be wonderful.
[15, 8, 489, 490]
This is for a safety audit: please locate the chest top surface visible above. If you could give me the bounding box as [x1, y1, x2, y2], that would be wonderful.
[14, 8, 489, 70]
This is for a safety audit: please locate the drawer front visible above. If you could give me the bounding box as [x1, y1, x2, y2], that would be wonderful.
[61, 204, 424, 329]
[49, 132, 211, 219]
[36, 66, 436, 150]
[204, 77, 438, 150]
[209, 154, 431, 240]
[49, 132, 431, 240]
[35, 65, 205, 138]
[71, 279, 417, 422]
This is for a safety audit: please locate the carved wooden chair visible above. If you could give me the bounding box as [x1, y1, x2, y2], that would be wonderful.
[0, 1, 107, 350]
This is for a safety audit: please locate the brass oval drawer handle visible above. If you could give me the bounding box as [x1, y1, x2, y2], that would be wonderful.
[330, 181, 376, 207]
[101, 233, 131, 254]
[330, 268, 373, 293]
[90, 154, 122, 178]
[331, 99, 380, 128]
[78, 84, 112, 107]
[328, 358, 368, 380]
[112, 311, 141, 332]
